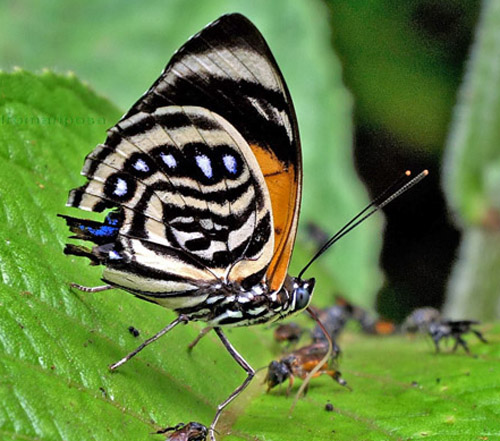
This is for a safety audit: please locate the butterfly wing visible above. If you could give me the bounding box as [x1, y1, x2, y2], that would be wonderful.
[62, 106, 274, 307]
[123, 13, 302, 292]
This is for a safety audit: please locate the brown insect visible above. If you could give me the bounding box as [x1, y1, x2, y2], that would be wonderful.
[157, 422, 208, 441]
[265, 341, 350, 394]
[273, 322, 303, 346]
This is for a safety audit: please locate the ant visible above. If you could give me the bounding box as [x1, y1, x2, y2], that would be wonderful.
[265, 341, 350, 394]
[428, 320, 488, 354]
[157, 422, 207, 441]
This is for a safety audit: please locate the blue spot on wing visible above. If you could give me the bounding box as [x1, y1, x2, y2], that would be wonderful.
[60, 210, 122, 246]
[79, 224, 118, 237]
[105, 214, 120, 226]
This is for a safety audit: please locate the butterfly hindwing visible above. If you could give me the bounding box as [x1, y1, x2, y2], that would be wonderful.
[63, 106, 275, 306]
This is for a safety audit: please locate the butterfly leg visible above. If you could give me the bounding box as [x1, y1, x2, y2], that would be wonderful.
[188, 326, 213, 351]
[110, 315, 189, 370]
[70, 283, 113, 293]
[209, 327, 255, 441]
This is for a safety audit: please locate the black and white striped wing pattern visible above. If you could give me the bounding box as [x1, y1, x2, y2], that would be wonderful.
[61, 13, 304, 317]
[123, 13, 303, 293]
[61, 106, 274, 308]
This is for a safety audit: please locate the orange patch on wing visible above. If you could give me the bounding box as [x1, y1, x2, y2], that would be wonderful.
[250, 143, 301, 292]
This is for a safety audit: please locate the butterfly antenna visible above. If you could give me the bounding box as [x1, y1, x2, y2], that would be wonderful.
[298, 170, 429, 279]
[308, 170, 412, 256]
[289, 306, 332, 414]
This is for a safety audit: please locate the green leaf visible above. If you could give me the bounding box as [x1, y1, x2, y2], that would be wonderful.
[443, 0, 500, 226]
[441, 1, 500, 320]
[228, 325, 500, 441]
[0, 70, 499, 441]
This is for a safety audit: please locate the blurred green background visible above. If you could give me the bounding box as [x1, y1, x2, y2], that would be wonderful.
[1, 0, 497, 320]
[328, 0, 479, 318]
[2, 1, 500, 440]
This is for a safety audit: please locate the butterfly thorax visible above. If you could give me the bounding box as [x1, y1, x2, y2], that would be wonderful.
[174, 275, 315, 327]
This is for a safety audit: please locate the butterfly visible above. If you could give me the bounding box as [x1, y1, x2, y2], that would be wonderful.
[60, 12, 429, 438]
[60, 13, 315, 440]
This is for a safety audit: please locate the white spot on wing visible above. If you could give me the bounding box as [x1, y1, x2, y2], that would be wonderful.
[279, 110, 293, 142]
[248, 97, 270, 120]
[133, 158, 149, 172]
[196, 154, 212, 178]
[223, 154, 238, 174]
[114, 178, 128, 196]
[248, 97, 294, 142]
[109, 250, 122, 260]
[161, 153, 177, 168]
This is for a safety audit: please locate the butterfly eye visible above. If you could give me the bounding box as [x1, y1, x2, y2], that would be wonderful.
[293, 278, 315, 311]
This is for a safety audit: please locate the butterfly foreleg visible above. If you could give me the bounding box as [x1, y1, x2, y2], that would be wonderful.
[209, 327, 255, 441]
[70, 283, 113, 293]
[109, 314, 189, 370]
[188, 326, 213, 351]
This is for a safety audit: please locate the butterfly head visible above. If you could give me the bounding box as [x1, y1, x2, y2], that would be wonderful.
[287, 277, 315, 315]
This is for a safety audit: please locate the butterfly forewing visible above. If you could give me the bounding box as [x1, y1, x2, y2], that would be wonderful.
[122, 13, 302, 292]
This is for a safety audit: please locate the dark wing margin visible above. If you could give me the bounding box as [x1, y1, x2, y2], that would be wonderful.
[122, 13, 301, 167]
[121, 13, 303, 291]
